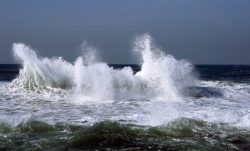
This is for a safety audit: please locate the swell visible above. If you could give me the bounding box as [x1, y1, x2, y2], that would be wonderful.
[0, 119, 249, 150]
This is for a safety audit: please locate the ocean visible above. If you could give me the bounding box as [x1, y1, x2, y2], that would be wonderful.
[1, 35, 250, 150]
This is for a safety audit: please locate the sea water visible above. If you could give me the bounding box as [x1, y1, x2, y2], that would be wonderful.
[0, 34, 250, 150]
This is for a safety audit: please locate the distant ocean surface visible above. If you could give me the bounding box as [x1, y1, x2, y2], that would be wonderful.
[1, 35, 250, 150]
[1, 64, 250, 82]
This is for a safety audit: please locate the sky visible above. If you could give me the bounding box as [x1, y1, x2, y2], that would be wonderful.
[0, 0, 250, 64]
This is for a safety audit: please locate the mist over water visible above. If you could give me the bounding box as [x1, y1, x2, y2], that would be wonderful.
[1, 34, 250, 150]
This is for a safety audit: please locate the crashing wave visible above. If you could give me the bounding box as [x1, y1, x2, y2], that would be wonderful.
[11, 34, 194, 101]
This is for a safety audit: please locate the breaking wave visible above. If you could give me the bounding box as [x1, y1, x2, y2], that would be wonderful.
[11, 34, 194, 102]
[2, 33, 250, 150]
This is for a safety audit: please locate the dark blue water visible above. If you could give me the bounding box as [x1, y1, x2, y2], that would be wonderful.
[195, 65, 250, 83]
[1, 64, 250, 83]
[0, 64, 20, 81]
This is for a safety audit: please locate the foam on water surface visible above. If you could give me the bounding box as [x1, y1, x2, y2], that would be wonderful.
[11, 34, 194, 102]
[0, 34, 249, 130]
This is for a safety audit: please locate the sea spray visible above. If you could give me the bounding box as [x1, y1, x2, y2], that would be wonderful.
[11, 34, 194, 102]
[80, 41, 100, 65]
[134, 34, 194, 100]
[12, 43, 74, 90]
[2, 36, 250, 151]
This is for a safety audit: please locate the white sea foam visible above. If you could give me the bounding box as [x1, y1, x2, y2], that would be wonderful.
[11, 34, 194, 102]
[5, 34, 250, 128]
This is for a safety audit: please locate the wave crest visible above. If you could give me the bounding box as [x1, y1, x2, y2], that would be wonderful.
[11, 34, 194, 102]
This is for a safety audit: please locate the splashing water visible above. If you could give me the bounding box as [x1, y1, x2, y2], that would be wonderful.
[12, 44, 73, 90]
[1, 34, 250, 150]
[134, 34, 194, 100]
[11, 34, 194, 102]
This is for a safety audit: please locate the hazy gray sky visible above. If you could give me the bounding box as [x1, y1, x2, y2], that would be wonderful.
[1, 0, 250, 64]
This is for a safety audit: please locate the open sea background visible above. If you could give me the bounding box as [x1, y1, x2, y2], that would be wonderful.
[1, 35, 250, 150]
[1, 64, 250, 83]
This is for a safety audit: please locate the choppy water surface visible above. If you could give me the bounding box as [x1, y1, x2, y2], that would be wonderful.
[1, 34, 250, 150]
